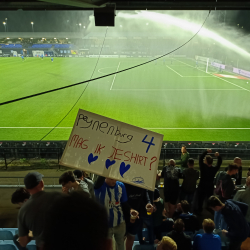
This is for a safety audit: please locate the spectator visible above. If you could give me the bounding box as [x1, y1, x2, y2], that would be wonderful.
[180, 158, 199, 207]
[94, 177, 128, 250]
[11, 188, 30, 207]
[225, 157, 242, 185]
[156, 236, 177, 250]
[152, 188, 174, 242]
[214, 164, 239, 230]
[59, 171, 90, 196]
[124, 183, 153, 249]
[176, 146, 190, 170]
[11, 188, 31, 250]
[208, 196, 250, 250]
[193, 219, 221, 250]
[158, 159, 182, 218]
[233, 176, 250, 223]
[73, 169, 95, 199]
[247, 168, 250, 178]
[42, 191, 111, 250]
[167, 219, 192, 250]
[173, 200, 199, 233]
[18, 172, 61, 249]
[196, 149, 222, 214]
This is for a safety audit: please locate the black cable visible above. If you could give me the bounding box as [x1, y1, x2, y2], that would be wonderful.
[39, 27, 109, 141]
[0, 11, 210, 107]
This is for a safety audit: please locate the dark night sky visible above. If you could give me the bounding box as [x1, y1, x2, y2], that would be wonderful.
[0, 10, 250, 33]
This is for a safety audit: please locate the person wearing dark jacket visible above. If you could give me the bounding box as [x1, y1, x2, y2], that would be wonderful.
[180, 158, 199, 207]
[123, 183, 154, 249]
[158, 159, 182, 218]
[167, 219, 192, 250]
[208, 196, 250, 250]
[196, 149, 222, 213]
[225, 157, 242, 185]
[214, 164, 239, 230]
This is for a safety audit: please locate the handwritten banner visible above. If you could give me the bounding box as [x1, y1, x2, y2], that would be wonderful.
[60, 109, 163, 190]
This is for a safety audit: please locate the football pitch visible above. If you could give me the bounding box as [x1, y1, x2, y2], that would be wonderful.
[1, 56, 250, 141]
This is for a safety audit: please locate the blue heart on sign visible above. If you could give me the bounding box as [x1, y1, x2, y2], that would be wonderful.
[105, 159, 116, 170]
[119, 162, 131, 178]
[88, 153, 98, 164]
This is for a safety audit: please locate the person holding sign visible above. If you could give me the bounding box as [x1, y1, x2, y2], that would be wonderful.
[94, 176, 129, 250]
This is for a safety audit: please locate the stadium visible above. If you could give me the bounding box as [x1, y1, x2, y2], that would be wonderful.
[1, 2, 250, 250]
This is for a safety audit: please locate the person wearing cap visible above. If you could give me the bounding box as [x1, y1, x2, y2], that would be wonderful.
[59, 171, 90, 197]
[17, 172, 61, 249]
[73, 169, 95, 199]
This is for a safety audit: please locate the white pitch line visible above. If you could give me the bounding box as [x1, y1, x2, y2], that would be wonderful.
[0, 127, 250, 130]
[174, 59, 250, 93]
[111, 89, 243, 91]
[166, 65, 183, 77]
[110, 62, 121, 90]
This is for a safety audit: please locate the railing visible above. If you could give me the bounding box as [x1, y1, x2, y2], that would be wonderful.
[0, 177, 61, 188]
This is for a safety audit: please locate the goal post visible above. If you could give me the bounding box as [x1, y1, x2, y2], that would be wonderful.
[195, 56, 225, 73]
[32, 50, 45, 57]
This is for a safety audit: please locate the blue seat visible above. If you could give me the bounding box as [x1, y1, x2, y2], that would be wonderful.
[0, 231, 14, 240]
[2, 229, 18, 237]
[27, 245, 36, 250]
[0, 243, 17, 250]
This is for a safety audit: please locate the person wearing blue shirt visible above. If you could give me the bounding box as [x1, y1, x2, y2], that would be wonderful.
[51, 57, 53, 62]
[193, 219, 221, 250]
[95, 176, 128, 250]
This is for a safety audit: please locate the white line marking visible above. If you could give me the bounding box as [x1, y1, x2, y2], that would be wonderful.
[174, 59, 250, 93]
[0, 127, 250, 129]
[166, 65, 183, 77]
[111, 89, 242, 91]
[98, 66, 116, 74]
[110, 62, 121, 90]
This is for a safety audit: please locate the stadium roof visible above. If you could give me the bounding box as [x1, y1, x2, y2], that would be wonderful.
[1, 0, 250, 10]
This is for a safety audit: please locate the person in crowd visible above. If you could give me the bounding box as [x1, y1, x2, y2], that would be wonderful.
[208, 196, 250, 250]
[124, 183, 153, 249]
[193, 219, 221, 250]
[11, 188, 30, 207]
[180, 158, 199, 207]
[158, 159, 182, 218]
[11, 188, 31, 250]
[233, 176, 250, 223]
[156, 236, 177, 250]
[173, 200, 199, 233]
[247, 168, 250, 178]
[167, 219, 192, 250]
[196, 149, 222, 214]
[225, 157, 242, 185]
[42, 191, 111, 250]
[18, 172, 61, 249]
[214, 164, 239, 230]
[152, 188, 174, 243]
[59, 170, 90, 196]
[94, 176, 128, 250]
[73, 169, 95, 199]
[176, 146, 190, 170]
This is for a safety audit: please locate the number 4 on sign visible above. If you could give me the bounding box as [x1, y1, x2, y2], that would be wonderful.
[142, 135, 155, 153]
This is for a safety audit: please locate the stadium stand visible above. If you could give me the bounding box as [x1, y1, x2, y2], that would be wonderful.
[0, 44, 22, 49]
[54, 44, 72, 48]
[30, 44, 52, 49]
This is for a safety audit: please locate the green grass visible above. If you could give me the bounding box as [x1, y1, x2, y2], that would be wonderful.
[1, 56, 250, 141]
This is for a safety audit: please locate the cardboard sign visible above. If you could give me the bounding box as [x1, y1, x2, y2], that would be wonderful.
[60, 109, 163, 190]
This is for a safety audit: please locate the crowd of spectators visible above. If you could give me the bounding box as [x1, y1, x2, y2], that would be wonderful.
[9, 147, 250, 250]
